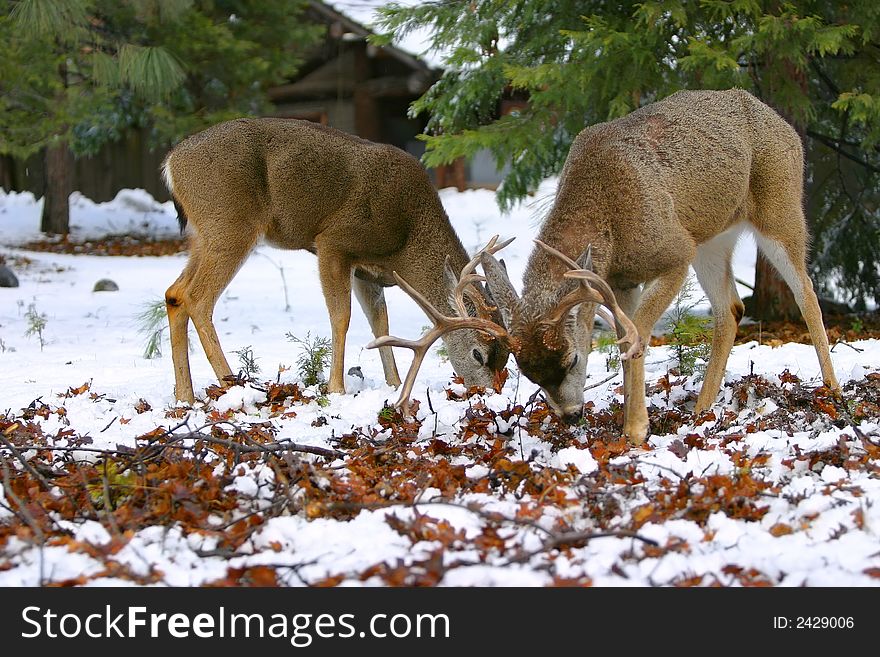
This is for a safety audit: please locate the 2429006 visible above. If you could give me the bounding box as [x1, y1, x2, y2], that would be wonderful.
[774, 617, 854, 629]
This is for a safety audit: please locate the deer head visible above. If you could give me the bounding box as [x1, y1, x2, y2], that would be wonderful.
[481, 240, 642, 423]
[367, 236, 520, 415]
[370, 236, 641, 419]
[436, 257, 510, 388]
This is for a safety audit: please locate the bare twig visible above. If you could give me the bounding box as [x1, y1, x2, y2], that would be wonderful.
[505, 529, 659, 565]
[0, 458, 46, 585]
[194, 435, 345, 459]
[830, 339, 864, 353]
[0, 433, 54, 491]
[583, 372, 618, 392]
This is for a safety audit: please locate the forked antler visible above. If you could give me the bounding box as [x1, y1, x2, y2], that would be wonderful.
[534, 239, 643, 361]
[448, 235, 513, 320]
[367, 235, 517, 416]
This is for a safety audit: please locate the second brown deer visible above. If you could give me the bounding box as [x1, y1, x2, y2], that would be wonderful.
[162, 118, 510, 403]
[379, 89, 840, 445]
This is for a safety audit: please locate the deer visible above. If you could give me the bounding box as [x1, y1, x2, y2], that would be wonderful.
[376, 89, 840, 445]
[161, 117, 510, 404]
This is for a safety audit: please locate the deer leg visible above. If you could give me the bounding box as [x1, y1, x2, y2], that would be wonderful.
[168, 233, 254, 401]
[610, 286, 640, 433]
[189, 293, 235, 388]
[692, 229, 745, 414]
[625, 265, 691, 445]
[166, 259, 197, 403]
[317, 248, 352, 394]
[754, 230, 839, 391]
[353, 275, 402, 387]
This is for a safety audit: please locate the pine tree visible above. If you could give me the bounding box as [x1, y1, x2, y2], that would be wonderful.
[374, 0, 880, 317]
[145, 1, 323, 145]
[0, 0, 321, 234]
[1, 0, 187, 233]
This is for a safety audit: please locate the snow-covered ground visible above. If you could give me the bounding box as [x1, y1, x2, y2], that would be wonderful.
[1, 183, 878, 587]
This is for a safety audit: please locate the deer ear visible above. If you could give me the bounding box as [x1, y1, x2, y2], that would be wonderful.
[480, 252, 518, 328]
[576, 244, 593, 271]
[443, 256, 459, 294]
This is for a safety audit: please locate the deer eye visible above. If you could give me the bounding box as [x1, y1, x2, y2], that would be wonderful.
[569, 354, 579, 371]
[472, 349, 485, 365]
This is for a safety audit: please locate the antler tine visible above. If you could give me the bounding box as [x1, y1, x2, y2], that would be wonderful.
[534, 238, 642, 361]
[452, 272, 487, 319]
[595, 306, 618, 331]
[534, 238, 582, 271]
[367, 306, 511, 417]
[564, 270, 642, 360]
[451, 234, 515, 319]
[368, 322, 450, 418]
[366, 236, 517, 417]
[485, 234, 516, 255]
[391, 270, 450, 326]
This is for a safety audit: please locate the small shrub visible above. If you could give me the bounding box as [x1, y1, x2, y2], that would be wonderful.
[594, 330, 621, 372]
[24, 302, 48, 351]
[137, 298, 168, 359]
[233, 345, 261, 378]
[378, 405, 397, 422]
[665, 275, 712, 378]
[286, 331, 332, 388]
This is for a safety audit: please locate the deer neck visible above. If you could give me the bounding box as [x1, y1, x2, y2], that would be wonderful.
[394, 209, 469, 315]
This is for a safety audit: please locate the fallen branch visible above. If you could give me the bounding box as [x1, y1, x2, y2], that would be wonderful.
[193, 435, 345, 459]
[583, 372, 618, 392]
[505, 529, 659, 565]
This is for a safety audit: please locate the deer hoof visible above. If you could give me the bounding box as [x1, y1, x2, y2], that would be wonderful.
[624, 421, 648, 446]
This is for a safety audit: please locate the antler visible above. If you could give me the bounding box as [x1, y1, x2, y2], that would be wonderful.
[367, 235, 517, 416]
[534, 239, 643, 361]
[449, 234, 514, 319]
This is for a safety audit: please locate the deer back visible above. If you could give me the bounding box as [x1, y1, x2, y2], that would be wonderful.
[165, 118, 446, 258]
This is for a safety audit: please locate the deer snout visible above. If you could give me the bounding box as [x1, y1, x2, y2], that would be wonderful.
[541, 391, 584, 426]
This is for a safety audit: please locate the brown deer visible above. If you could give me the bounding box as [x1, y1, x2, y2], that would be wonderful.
[161, 118, 509, 403]
[380, 89, 840, 445]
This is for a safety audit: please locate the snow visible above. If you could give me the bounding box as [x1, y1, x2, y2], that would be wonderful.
[554, 446, 598, 474]
[1, 182, 878, 588]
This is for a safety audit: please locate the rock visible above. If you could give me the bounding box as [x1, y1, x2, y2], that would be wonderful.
[345, 366, 366, 393]
[93, 278, 119, 292]
[0, 265, 18, 288]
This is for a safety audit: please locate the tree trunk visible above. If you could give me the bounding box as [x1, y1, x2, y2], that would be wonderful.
[0, 154, 15, 191]
[41, 139, 72, 235]
[751, 250, 800, 321]
[436, 158, 467, 191]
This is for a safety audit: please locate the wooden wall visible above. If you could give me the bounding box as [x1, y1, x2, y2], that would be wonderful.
[1, 129, 171, 203]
